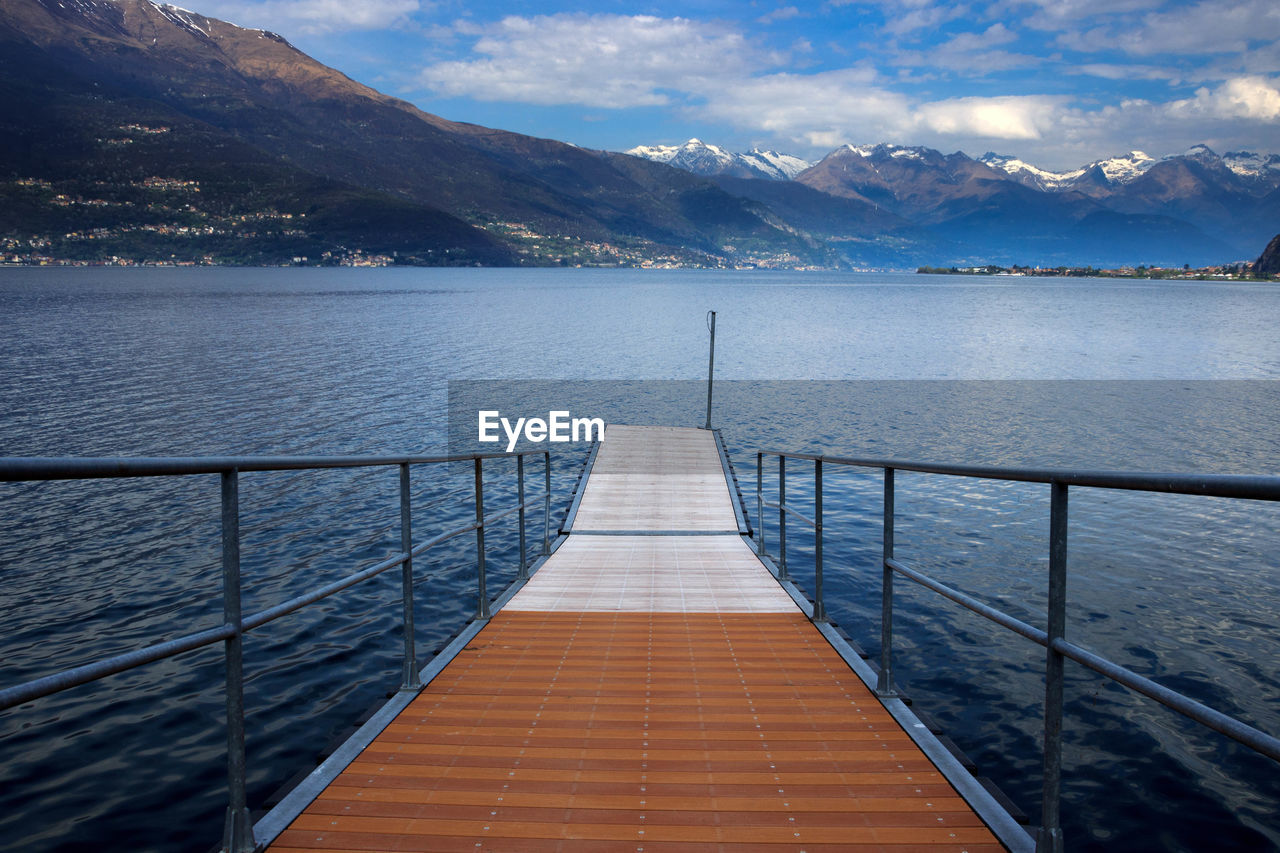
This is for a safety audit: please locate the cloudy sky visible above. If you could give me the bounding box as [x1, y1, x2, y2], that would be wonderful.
[196, 0, 1280, 170]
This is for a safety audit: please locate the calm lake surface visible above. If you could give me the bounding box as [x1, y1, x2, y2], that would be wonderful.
[1, 267, 1278, 851]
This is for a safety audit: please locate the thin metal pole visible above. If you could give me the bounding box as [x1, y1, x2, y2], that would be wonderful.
[704, 310, 716, 430]
[756, 452, 765, 557]
[219, 470, 253, 853]
[399, 463, 420, 691]
[517, 455, 528, 580]
[812, 458, 827, 623]
[474, 457, 490, 619]
[542, 452, 551, 557]
[777, 455, 788, 580]
[877, 468, 897, 697]
[1038, 480, 1068, 853]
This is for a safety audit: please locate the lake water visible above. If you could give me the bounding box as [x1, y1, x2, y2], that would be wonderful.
[1, 267, 1278, 852]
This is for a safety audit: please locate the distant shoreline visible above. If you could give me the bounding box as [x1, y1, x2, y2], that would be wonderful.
[916, 263, 1275, 281]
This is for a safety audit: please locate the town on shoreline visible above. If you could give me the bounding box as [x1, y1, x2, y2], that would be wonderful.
[917, 263, 1277, 281]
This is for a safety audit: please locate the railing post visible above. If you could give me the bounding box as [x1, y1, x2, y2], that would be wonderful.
[542, 451, 551, 557]
[777, 455, 788, 580]
[219, 469, 253, 853]
[877, 467, 897, 697]
[517, 455, 528, 580]
[474, 456, 490, 619]
[704, 310, 716, 430]
[812, 458, 827, 623]
[1038, 480, 1068, 853]
[399, 463, 421, 691]
[755, 452, 766, 557]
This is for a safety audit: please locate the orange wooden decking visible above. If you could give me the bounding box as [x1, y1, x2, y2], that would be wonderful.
[266, 426, 1005, 852]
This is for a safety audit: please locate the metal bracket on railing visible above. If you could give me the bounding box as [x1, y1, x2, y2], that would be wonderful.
[1037, 480, 1069, 853]
[704, 310, 716, 430]
[220, 469, 254, 853]
[877, 467, 898, 698]
[517, 455, 529, 580]
[777, 455, 789, 580]
[474, 457, 490, 620]
[399, 464, 421, 692]
[755, 452, 767, 558]
[542, 451, 552, 557]
[812, 458, 827, 624]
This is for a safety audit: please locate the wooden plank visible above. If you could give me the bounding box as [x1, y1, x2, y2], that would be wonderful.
[268, 612, 1002, 851]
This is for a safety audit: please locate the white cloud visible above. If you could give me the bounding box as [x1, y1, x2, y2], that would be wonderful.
[700, 68, 912, 148]
[1014, 0, 1160, 32]
[917, 94, 1064, 138]
[1056, 0, 1280, 56]
[199, 0, 420, 34]
[420, 14, 775, 108]
[698, 66, 1070, 152]
[890, 22, 1039, 74]
[944, 22, 1018, 50]
[1167, 76, 1280, 121]
[885, 2, 969, 35]
[407, 9, 1278, 168]
[759, 6, 803, 24]
[1071, 63, 1180, 82]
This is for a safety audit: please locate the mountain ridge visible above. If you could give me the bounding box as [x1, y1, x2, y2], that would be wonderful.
[1, 0, 833, 267]
[628, 137, 1276, 262]
[2, 0, 1272, 269]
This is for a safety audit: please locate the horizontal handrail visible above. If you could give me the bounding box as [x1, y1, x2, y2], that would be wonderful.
[887, 557, 1280, 762]
[1051, 637, 1280, 762]
[887, 557, 1049, 646]
[0, 508, 522, 712]
[0, 449, 548, 482]
[0, 623, 238, 711]
[761, 497, 817, 529]
[481, 489, 548, 529]
[760, 450, 1280, 501]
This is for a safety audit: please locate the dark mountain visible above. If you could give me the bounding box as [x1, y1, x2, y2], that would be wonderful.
[1108, 153, 1272, 253]
[796, 144, 1018, 222]
[708, 174, 948, 266]
[1255, 234, 1280, 276]
[792, 144, 1235, 266]
[0, 0, 831, 266]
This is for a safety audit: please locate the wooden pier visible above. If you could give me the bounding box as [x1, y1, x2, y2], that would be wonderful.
[266, 425, 1006, 852]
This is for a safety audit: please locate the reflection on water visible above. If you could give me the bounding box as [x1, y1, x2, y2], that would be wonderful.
[1, 268, 1278, 852]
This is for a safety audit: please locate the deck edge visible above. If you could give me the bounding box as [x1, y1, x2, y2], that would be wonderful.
[712, 427, 752, 536]
[558, 437, 601, 534]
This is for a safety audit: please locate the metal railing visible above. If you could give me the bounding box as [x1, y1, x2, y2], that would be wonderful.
[755, 449, 1280, 853]
[0, 450, 554, 853]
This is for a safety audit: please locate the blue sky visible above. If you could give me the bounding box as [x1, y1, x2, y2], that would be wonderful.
[195, 0, 1280, 169]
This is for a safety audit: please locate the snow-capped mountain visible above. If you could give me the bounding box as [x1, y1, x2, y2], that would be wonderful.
[982, 146, 1280, 193]
[1222, 150, 1280, 177]
[1221, 149, 1280, 189]
[980, 151, 1157, 191]
[626, 139, 811, 181]
[841, 143, 937, 163]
